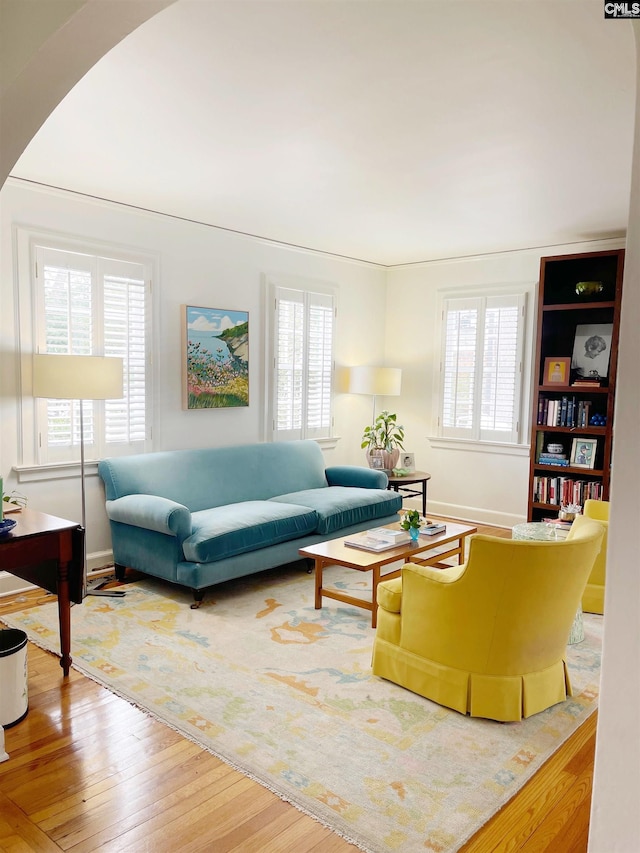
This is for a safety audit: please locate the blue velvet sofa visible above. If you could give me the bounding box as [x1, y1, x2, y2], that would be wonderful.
[98, 440, 402, 605]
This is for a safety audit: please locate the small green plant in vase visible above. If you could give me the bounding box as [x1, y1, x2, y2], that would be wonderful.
[360, 410, 405, 472]
[400, 509, 421, 541]
[2, 488, 28, 512]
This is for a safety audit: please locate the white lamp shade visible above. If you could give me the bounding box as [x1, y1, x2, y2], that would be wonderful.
[33, 354, 124, 400]
[347, 366, 402, 397]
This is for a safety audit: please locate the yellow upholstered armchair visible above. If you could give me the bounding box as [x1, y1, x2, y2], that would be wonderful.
[582, 499, 608, 614]
[371, 515, 603, 722]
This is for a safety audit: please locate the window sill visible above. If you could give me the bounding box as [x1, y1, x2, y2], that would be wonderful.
[14, 461, 100, 483]
[427, 436, 530, 457]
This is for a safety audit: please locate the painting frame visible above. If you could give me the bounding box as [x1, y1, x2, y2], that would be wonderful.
[543, 357, 571, 386]
[571, 323, 613, 380]
[570, 437, 597, 470]
[181, 305, 249, 410]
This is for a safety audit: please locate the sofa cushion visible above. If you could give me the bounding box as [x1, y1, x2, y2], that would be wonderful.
[183, 501, 318, 563]
[270, 487, 402, 535]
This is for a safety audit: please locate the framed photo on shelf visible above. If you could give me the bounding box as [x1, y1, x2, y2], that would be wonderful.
[571, 323, 613, 380]
[369, 456, 384, 470]
[400, 452, 416, 472]
[570, 437, 597, 469]
[543, 357, 571, 385]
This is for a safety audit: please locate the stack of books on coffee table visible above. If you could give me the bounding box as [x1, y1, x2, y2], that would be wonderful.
[419, 521, 446, 536]
[344, 527, 411, 552]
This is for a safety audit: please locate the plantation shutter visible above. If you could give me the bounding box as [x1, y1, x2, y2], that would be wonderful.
[441, 293, 524, 443]
[273, 285, 334, 441]
[103, 264, 147, 446]
[35, 245, 149, 463]
[442, 298, 478, 437]
[480, 295, 522, 442]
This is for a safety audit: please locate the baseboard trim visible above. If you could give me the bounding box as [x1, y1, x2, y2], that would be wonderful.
[403, 498, 525, 530]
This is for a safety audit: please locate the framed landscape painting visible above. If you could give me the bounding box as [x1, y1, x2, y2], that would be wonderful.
[182, 305, 249, 409]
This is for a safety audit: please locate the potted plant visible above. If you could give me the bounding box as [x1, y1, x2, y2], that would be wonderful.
[360, 410, 405, 472]
[2, 488, 27, 511]
[400, 509, 421, 541]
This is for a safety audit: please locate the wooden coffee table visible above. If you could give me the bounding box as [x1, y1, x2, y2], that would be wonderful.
[299, 521, 477, 628]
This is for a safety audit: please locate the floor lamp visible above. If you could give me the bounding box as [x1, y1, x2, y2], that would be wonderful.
[347, 366, 402, 423]
[33, 354, 126, 598]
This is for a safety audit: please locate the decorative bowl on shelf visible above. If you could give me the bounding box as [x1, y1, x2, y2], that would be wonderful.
[0, 518, 17, 537]
[547, 443, 563, 454]
[575, 280, 604, 298]
[558, 503, 582, 522]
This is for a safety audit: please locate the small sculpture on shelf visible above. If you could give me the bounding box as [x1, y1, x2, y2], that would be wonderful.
[575, 280, 604, 298]
[589, 413, 607, 426]
[558, 503, 581, 522]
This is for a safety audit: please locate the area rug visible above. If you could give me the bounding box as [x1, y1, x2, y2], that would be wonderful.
[2, 564, 603, 853]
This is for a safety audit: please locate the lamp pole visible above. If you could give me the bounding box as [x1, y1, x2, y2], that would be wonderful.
[33, 354, 127, 599]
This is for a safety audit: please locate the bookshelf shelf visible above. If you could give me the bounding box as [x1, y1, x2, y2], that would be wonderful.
[527, 249, 624, 521]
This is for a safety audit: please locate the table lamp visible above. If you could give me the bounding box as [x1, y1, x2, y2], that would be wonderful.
[32, 354, 125, 597]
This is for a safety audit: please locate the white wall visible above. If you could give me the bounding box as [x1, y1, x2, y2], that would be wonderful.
[0, 179, 388, 569]
[384, 241, 624, 528]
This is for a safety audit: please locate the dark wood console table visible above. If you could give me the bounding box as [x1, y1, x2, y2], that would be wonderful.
[0, 509, 84, 676]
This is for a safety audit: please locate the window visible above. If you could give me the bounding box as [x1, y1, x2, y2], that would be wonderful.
[267, 278, 336, 442]
[30, 240, 152, 465]
[439, 291, 526, 444]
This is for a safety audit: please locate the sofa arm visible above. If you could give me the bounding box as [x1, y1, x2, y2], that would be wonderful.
[106, 494, 192, 541]
[325, 465, 388, 489]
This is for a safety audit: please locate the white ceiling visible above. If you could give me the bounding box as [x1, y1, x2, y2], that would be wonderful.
[10, 0, 637, 266]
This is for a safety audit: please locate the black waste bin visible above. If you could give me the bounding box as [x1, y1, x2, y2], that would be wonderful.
[0, 629, 28, 727]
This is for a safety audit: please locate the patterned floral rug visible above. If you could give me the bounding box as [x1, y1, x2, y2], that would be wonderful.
[2, 563, 603, 853]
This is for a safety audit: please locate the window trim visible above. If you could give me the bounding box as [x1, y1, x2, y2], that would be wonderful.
[14, 226, 157, 477]
[433, 283, 531, 447]
[263, 273, 337, 443]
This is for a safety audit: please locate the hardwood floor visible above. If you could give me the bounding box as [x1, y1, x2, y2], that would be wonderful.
[0, 520, 596, 852]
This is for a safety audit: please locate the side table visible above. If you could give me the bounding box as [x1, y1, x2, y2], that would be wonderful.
[512, 521, 584, 644]
[387, 471, 431, 517]
[0, 508, 84, 675]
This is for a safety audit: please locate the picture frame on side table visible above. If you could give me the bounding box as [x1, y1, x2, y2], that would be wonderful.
[570, 437, 598, 469]
[543, 357, 571, 385]
[401, 452, 416, 472]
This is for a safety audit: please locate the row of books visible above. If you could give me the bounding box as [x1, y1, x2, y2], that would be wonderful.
[537, 396, 593, 428]
[532, 477, 603, 507]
